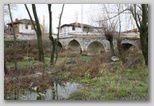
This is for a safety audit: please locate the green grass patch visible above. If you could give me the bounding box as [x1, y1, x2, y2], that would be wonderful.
[6, 60, 35, 69]
[79, 55, 93, 60]
[68, 67, 148, 100]
[4, 38, 25, 42]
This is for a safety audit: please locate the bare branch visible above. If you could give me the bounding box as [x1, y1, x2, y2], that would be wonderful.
[103, 4, 112, 25]
[24, 4, 37, 32]
[96, 8, 130, 22]
[4, 4, 16, 16]
[55, 4, 65, 63]
[130, 4, 140, 29]
[136, 4, 142, 10]
[137, 13, 142, 25]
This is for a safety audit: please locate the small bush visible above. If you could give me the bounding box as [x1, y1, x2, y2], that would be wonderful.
[32, 61, 47, 72]
[45, 48, 51, 54]
[16, 54, 23, 61]
[28, 53, 38, 60]
[31, 48, 38, 54]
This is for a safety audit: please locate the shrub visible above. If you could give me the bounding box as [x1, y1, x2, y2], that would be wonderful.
[45, 48, 51, 54]
[31, 48, 38, 54]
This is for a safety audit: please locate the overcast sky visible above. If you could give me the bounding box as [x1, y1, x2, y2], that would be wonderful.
[4, 4, 136, 33]
[5, 4, 91, 33]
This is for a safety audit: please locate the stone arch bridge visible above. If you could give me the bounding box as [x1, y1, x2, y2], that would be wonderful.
[58, 33, 140, 55]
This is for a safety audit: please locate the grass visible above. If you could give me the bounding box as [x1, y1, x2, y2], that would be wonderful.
[79, 55, 93, 60]
[6, 56, 67, 69]
[4, 43, 148, 100]
[4, 38, 20, 42]
[6, 60, 35, 69]
[67, 66, 148, 100]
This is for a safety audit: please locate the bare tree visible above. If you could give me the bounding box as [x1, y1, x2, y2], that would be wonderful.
[7, 4, 17, 70]
[98, 4, 118, 56]
[129, 4, 148, 65]
[93, 4, 148, 65]
[117, 4, 122, 56]
[48, 4, 55, 66]
[25, 4, 44, 62]
[4, 4, 17, 74]
[4, 4, 16, 14]
[55, 4, 65, 63]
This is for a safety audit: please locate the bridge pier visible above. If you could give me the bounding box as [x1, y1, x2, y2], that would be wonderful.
[113, 39, 119, 56]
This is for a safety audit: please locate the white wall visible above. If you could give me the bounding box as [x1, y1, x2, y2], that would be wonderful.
[19, 24, 35, 34]
[60, 26, 84, 36]
[59, 26, 103, 37]
[17, 34, 37, 40]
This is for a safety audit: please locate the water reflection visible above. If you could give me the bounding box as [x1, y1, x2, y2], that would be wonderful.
[5, 82, 83, 100]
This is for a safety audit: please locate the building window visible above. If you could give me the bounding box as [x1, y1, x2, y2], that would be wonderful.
[83, 27, 88, 32]
[72, 26, 75, 31]
[83, 27, 93, 32]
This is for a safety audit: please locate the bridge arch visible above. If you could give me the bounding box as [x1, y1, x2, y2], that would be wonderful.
[121, 43, 133, 51]
[86, 39, 110, 51]
[67, 39, 81, 53]
[87, 41, 105, 55]
[121, 39, 138, 48]
[121, 39, 139, 51]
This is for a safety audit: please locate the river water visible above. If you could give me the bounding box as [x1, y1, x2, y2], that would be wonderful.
[5, 82, 83, 100]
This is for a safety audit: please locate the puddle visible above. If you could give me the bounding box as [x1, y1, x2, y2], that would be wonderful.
[5, 82, 84, 100]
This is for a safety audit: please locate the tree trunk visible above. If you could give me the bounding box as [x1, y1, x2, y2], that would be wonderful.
[110, 40, 115, 56]
[32, 4, 44, 62]
[48, 4, 55, 66]
[50, 39, 56, 66]
[105, 34, 115, 56]
[130, 4, 148, 65]
[117, 39, 122, 56]
[140, 4, 148, 65]
[117, 4, 122, 56]
[139, 27, 148, 65]
[55, 4, 65, 63]
[8, 4, 17, 70]
[4, 59, 8, 75]
[37, 34, 44, 62]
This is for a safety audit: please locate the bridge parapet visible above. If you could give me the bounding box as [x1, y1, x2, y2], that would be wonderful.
[113, 32, 140, 39]
[59, 32, 139, 40]
[59, 35, 106, 39]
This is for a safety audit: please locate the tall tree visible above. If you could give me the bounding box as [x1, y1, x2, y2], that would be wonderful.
[48, 4, 55, 66]
[8, 4, 17, 70]
[98, 4, 148, 65]
[25, 4, 44, 62]
[55, 4, 65, 63]
[130, 4, 148, 65]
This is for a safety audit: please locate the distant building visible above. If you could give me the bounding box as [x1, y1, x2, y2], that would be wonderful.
[7, 18, 35, 34]
[59, 22, 102, 37]
[6, 18, 47, 40]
